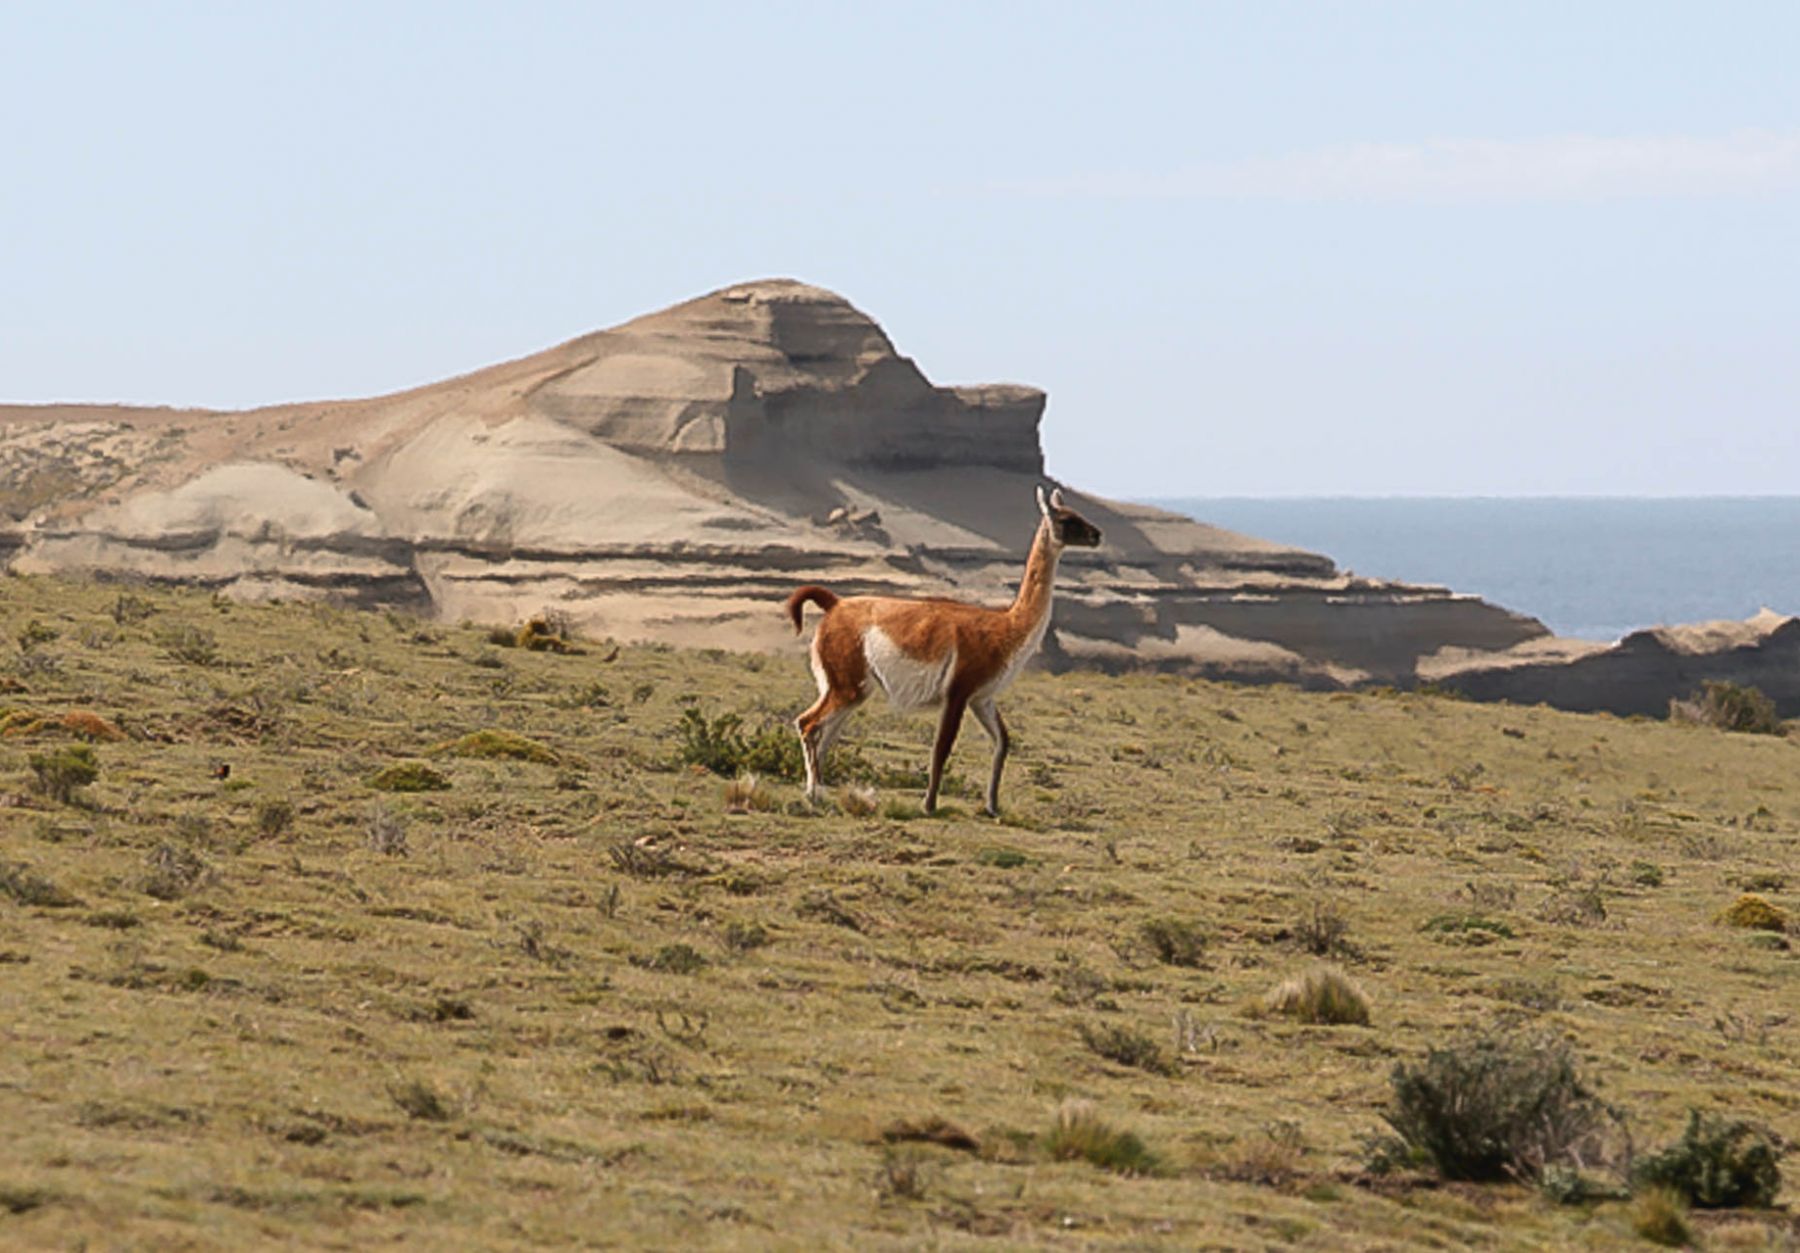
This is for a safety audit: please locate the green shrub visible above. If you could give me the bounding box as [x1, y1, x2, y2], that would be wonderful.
[427, 729, 558, 765]
[1043, 1101, 1163, 1176]
[28, 744, 99, 802]
[1633, 1111, 1782, 1209]
[1716, 894, 1788, 932]
[1369, 1031, 1616, 1183]
[1265, 966, 1371, 1025]
[674, 707, 802, 780]
[1671, 680, 1783, 735]
[369, 762, 452, 793]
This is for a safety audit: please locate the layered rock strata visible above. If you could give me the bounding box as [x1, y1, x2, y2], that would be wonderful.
[3, 279, 1547, 689]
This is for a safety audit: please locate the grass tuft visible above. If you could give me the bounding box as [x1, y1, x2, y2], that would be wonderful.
[368, 762, 452, 793]
[1264, 966, 1370, 1025]
[1042, 1100, 1163, 1176]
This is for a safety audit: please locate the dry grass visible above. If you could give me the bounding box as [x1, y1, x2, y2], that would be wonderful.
[1263, 965, 1372, 1025]
[0, 573, 1795, 1248]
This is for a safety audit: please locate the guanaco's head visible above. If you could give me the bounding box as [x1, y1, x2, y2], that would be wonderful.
[1036, 485, 1103, 549]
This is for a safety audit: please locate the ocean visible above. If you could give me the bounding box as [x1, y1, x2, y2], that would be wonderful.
[1146, 497, 1800, 642]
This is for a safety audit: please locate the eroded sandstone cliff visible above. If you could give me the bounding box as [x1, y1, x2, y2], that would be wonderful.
[2, 279, 1547, 688]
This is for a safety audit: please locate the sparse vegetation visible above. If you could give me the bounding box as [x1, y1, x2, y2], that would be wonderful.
[0, 574, 1795, 1248]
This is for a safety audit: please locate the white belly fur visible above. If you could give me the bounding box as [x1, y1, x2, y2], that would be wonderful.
[864, 626, 955, 712]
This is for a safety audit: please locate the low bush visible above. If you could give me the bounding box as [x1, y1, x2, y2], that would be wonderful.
[675, 707, 802, 781]
[1043, 1100, 1162, 1176]
[1633, 1110, 1782, 1209]
[1078, 1021, 1175, 1075]
[156, 624, 219, 666]
[28, 744, 99, 802]
[1368, 1030, 1617, 1183]
[1670, 680, 1783, 735]
[368, 762, 452, 793]
[1139, 917, 1206, 967]
[427, 729, 559, 765]
[1715, 894, 1788, 932]
[1264, 966, 1371, 1025]
[141, 843, 211, 900]
[254, 798, 294, 838]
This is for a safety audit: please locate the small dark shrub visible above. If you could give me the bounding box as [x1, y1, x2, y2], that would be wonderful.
[255, 798, 294, 839]
[1079, 1021, 1175, 1075]
[390, 1078, 455, 1121]
[873, 1147, 930, 1202]
[110, 592, 156, 625]
[633, 943, 707, 975]
[1369, 1031, 1617, 1183]
[1633, 1111, 1782, 1209]
[141, 842, 211, 900]
[28, 744, 99, 802]
[17, 619, 58, 649]
[722, 920, 769, 952]
[1671, 680, 1783, 735]
[1295, 898, 1352, 956]
[1139, 917, 1206, 967]
[156, 624, 219, 666]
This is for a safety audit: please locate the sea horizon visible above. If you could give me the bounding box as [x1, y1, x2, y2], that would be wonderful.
[1142, 495, 1800, 642]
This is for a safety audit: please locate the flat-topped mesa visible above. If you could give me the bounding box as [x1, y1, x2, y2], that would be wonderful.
[529, 279, 1046, 472]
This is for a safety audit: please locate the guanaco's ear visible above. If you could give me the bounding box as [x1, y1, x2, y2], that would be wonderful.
[1049, 487, 1067, 511]
[1036, 485, 1051, 517]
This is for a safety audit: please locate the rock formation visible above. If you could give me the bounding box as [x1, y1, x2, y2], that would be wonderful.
[3, 279, 1550, 689]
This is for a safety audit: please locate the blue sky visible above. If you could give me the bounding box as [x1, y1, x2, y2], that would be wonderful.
[3, 2, 1796, 496]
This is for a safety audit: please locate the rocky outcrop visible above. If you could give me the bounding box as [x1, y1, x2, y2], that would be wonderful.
[1, 279, 1546, 688]
[1421, 609, 1800, 717]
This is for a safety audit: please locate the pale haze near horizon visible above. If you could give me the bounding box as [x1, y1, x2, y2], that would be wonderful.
[3, 2, 1796, 499]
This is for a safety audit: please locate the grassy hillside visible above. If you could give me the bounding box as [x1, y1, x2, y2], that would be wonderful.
[1, 575, 1796, 1249]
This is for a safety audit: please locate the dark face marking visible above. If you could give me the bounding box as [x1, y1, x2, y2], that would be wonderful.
[1052, 509, 1103, 548]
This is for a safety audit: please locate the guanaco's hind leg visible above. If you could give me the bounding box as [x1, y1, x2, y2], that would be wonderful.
[970, 697, 1009, 817]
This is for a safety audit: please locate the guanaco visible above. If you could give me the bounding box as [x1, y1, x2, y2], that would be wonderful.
[785, 486, 1102, 815]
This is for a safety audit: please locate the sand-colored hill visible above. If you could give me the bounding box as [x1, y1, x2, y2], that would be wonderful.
[2, 279, 1560, 686]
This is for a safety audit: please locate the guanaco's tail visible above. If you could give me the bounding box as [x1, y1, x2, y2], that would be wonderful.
[784, 585, 839, 633]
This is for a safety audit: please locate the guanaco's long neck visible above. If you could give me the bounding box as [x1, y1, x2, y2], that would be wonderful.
[1007, 518, 1061, 635]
